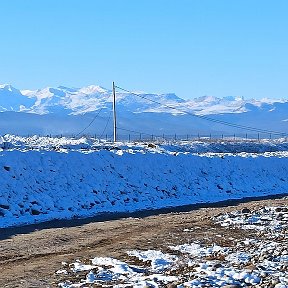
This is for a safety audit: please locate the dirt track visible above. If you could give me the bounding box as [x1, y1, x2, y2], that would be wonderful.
[0, 197, 287, 288]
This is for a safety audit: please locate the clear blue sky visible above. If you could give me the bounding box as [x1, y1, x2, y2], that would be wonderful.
[0, 0, 287, 99]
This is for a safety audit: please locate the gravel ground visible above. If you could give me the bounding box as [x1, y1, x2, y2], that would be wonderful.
[0, 196, 287, 288]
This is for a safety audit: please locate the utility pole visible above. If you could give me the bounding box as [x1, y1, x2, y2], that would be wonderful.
[112, 81, 117, 143]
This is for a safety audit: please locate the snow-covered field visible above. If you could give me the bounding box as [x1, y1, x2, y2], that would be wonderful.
[56, 205, 288, 287]
[0, 135, 288, 229]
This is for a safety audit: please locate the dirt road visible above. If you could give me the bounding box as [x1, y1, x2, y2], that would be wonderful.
[0, 196, 287, 288]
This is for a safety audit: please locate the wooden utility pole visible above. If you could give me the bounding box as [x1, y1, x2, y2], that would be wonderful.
[112, 81, 117, 143]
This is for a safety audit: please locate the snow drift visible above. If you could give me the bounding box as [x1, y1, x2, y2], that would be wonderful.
[0, 141, 288, 228]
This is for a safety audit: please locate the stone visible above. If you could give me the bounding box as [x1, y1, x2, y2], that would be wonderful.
[241, 208, 251, 214]
[244, 264, 257, 271]
[166, 282, 178, 288]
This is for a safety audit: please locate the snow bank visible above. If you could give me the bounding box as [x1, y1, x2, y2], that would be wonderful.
[2, 134, 288, 153]
[0, 148, 288, 228]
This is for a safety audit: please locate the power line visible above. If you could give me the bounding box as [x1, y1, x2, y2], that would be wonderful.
[75, 94, 113, 137]
[99, 110, 113, 139]
[117, 127, 153, 137]
[115, 85, 287, 136]
[75, 108, 105, 137]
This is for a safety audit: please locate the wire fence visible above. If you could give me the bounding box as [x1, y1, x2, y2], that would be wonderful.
[110, 133, 287, 142]
[23, 132, 287, 143]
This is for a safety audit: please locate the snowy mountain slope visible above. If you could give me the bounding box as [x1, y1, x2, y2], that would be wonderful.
[21, 85, 112, 115]
[0, 84, 35, 111]
[0, 83, 285, 115]
[0, 83, 287, 136]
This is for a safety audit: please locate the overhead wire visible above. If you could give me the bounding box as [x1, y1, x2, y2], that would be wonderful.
[115, 85, 287, 136]
[117, 127, 156, 138]
[75, 107, 104, 137]
[99, 110, 113, 139]
[75, 94, 113, 138]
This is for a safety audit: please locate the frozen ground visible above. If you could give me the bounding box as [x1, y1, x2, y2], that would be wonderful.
[1, 135, 288, 228]
[57, 205, 288, 287]
[0, 197, 287, 287]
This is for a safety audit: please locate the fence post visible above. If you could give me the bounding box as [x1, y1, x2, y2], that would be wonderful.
[258, 133, 260, 142]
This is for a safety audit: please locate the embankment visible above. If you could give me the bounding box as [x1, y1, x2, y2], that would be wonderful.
[0, 149, 287, 228]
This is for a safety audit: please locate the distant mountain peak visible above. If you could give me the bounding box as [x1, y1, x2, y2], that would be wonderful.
[0, 83, 12, 89]
[161, 93, 185, 103]
[0, 84, 21, 94]
[0, 83, 288, 136]
[79, 85, 109, 94]
[223, 96, 244, 101]
[57, 86, 79, 93]
[0, 83, 287, 118]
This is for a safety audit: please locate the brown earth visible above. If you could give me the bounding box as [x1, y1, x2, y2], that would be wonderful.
[0, 196, 287, 288]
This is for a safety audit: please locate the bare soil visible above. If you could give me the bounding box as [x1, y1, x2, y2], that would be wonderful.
[0, 197, 287, 288]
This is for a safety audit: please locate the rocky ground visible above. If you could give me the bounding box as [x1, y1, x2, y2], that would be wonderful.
[0, 197, 287, 288]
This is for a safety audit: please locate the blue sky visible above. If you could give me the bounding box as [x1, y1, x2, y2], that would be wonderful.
[0, 0, 287, 99]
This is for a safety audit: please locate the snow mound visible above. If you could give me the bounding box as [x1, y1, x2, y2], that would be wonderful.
[0, 138, 288, 228]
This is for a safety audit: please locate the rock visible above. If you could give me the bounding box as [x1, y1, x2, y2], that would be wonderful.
[260, 271, 268, 277]
[31, 209, 41, 216]
[244, 264, 257, 271]
[276, 213, 284, 220]
[147, 143, 156, 148]
[271, 278, 280, 285]
[166, 282, 178, 288]
[275, 207, 288, 212]
[241, 208, 251, 214]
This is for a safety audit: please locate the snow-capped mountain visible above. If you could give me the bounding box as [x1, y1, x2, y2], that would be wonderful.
[1, 83, 286, 116]
[21, 85, 111, 115]
[0, 83, 287, 136]
[0, 84, 35, 112]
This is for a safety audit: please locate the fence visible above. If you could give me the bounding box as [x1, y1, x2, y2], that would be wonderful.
[29, 132, 286, 142]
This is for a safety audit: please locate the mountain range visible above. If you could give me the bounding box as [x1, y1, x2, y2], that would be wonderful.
[0, 83, 287, 138]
